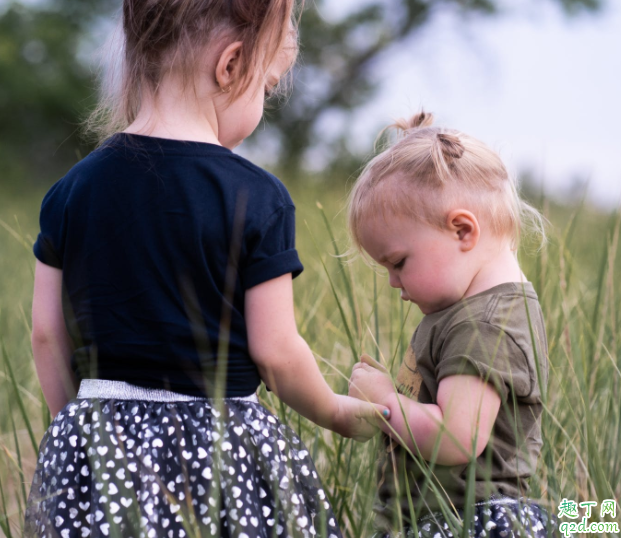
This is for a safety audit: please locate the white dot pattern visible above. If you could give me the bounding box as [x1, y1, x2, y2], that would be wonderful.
[25, 398, 342, 537]
[373, 497, 560, 538]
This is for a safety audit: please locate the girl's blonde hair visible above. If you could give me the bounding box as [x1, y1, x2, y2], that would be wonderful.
[348, 112, 545, 251]
[87, 0, 301, 143]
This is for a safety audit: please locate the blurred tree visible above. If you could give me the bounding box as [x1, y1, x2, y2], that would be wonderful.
[0, 0, 603, 185]
[260, 0, 603, 174]
[0, 0, 117, 185]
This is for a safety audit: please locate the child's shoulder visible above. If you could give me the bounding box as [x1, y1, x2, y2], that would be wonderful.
[225, 152, 294, 206]
[40, 145, 111, 203]
[421, 282, 543, 343]
[45, 136, 294, 208]
[483, 282, 543, 327]
[418, 282, 547, 396]
[47, 136, 128, 185]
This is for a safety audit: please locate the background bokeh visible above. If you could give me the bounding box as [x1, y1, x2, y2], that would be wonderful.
[1, 0, 620, 536]
[1, 0, 619, 198]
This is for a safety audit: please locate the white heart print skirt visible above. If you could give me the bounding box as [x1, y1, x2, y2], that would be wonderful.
[25, 380, 342, 538]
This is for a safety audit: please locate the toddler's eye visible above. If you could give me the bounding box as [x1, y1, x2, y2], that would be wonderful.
[393, 259, 405, 270]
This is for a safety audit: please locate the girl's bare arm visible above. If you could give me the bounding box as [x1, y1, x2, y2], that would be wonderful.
[32, 260, 77, 417]
[245, 273, 389, 441]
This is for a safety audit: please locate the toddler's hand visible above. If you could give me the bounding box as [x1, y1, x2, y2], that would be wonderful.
[349, 353, 395, 406]
[333, 394, 389, 442]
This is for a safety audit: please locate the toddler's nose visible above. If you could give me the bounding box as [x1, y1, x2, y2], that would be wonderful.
[388, 272, 401, 289]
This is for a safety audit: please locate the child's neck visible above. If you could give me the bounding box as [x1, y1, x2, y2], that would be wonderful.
[124, 77, 221, 146]
[463, 245, 526, 299]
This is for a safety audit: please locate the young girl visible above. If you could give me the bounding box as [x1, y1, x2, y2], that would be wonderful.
[347, 112, 558, 537]
[25, 1, 389, 537]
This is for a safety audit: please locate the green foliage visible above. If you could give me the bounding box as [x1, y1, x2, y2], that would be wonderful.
[0, 0, 117, 183]
[0, 0, 604, 184]
[0, 183, 619, 536]
[0, 3, 96, 185]
[256, 0, 602, 174]
[263, 0, 495, 173]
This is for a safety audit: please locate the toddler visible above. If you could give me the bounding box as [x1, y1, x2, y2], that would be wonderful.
[348, 112, 557, 537]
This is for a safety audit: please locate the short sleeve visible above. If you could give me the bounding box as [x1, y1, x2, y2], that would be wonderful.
[241, 205, 304, 290]
[436, 321, 532, 399]
[33, 181, 68, 269]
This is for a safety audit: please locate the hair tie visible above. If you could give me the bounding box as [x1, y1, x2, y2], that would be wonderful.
[437, 133, 465, 159]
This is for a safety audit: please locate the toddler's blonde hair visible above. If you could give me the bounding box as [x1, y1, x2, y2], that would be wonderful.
[348, 111, 545, 251]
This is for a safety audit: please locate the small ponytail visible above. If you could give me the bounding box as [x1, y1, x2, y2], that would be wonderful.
[380, 110, 466, 184]
[379, 110, 435, 145]
[408, 111, 435, 129]
[349, 110, 547, 251]
[430, 132, 465, 183]
[393, 111, 435, 133]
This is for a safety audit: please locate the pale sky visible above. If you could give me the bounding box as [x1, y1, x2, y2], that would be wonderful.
[326, 0, 621, 207]
[13, 0, 618, 206]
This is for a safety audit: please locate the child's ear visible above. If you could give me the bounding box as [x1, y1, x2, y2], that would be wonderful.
[446, 209, 480, 252]
[215, 41, 243, 91]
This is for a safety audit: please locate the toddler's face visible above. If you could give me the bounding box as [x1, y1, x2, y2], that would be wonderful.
[358, 214, 475, 314]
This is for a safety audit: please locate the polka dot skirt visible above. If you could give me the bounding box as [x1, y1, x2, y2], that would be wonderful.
[25, 388, 342, 538]
[373, 496, 561, 538]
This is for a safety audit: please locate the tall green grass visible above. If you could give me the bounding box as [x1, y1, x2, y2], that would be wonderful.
[0, 183, 619, 537]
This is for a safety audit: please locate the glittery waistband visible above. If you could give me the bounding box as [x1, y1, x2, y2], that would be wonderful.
[417, 495, 538, 524]
[77, 379, 258, 403]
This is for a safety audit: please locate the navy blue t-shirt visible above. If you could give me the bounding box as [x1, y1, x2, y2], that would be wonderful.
[33, 133, 303, 397]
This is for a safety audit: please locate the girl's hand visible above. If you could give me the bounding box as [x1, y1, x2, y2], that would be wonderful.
[332, 394, 389, 442]
[348, 354, 395, 407]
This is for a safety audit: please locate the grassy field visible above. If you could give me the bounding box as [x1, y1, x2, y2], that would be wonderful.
[0, 179, 619, 537]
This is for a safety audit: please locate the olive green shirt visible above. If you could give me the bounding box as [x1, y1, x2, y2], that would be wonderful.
[375, 282, 548, 529]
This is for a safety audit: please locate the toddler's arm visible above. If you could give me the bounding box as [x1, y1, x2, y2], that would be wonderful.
[349, 356, 500, 465]
[32, 260, 77, 417]
[246, 274, 389, 441]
